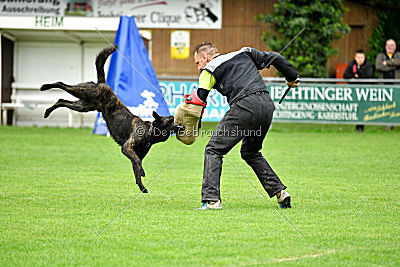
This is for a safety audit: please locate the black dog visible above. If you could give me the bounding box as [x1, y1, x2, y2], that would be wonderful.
[41, 45, 182, 193]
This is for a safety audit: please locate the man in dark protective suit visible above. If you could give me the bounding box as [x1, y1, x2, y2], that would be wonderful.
[185, 42, 299, 210]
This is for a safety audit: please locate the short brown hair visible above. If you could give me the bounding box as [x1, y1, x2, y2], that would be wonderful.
[193, 42, 219, 56]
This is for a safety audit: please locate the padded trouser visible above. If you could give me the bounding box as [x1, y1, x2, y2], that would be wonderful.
[201, 91, 286, 202]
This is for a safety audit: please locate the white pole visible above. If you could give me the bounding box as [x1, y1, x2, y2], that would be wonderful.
[80, 41, 84, 128]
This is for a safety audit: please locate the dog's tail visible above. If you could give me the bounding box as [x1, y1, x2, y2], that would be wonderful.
[96, 45, 118, 84]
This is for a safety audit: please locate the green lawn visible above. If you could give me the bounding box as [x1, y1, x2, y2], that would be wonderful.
[0, 123, 399, 266]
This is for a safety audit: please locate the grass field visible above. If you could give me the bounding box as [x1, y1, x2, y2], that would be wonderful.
[1, 123, 399, 266]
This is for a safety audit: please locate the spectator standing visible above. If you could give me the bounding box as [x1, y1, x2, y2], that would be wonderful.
[376, 39, 400, 79]
[343, 49, 374, 133]
[344, 49, 374, 79]
[375, 39, 400, 130]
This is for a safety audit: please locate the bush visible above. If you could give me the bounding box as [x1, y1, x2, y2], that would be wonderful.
[257, 0, 350, 78]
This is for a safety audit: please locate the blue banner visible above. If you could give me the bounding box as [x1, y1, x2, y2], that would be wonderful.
[93, 16, 170, 135]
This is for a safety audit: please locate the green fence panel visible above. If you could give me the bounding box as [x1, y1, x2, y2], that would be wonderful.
[268, 83, 400, 125]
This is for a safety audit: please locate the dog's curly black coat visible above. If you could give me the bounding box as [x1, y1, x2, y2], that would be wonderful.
[41, 45, 182, 193]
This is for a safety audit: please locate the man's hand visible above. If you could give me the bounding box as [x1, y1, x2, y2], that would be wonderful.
[286, 79, 300, 88]
[184, 89, 207, 106]
[279, 79, 300, 104]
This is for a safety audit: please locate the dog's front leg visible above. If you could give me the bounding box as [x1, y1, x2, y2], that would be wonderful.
[121, 139, 147, 193]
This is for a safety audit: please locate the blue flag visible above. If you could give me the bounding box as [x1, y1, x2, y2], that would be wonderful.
[93, 16, 170, 135]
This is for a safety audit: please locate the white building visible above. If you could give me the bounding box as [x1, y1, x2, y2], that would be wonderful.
[0, 0, 221, 127]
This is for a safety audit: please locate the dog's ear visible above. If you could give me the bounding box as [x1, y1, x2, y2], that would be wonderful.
[152, 111, 161, 121]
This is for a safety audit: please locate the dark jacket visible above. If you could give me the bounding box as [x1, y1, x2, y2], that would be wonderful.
[203, 47, 298, 103]
[343, 58, 374, 79]
[375, 51, 400, 79]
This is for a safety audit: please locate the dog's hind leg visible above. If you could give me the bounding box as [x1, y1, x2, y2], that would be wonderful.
[44, 99, 97, 118]
[41, 82, 72, 91]
[40, 82, 96, 101]
[121, 138, 148, 193]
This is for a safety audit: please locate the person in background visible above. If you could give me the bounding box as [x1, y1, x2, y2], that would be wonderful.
[343, 49, 374, 133]
[375, 39, 400, 130]
[344, 49, 374, 79]
[376, 39, 400, 79]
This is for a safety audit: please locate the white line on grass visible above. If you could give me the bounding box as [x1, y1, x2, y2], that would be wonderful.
[275, 250, 336, 262]
[225, 158, 305, 238]
[95, 158, 176, 239]
[242, 250, 337, 265]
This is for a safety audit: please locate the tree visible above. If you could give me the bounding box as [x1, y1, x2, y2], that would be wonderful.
[366, 5, 400, 70]
[257, 0, 350, 78]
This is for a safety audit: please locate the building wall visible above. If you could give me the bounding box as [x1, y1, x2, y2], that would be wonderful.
[150, 0, 275, 78]
[328, 1, 379, 76]
[149, 0, 378, 78]
[1, 36, 14, 125]
[0, 0, 380, 127]
[12, 41, 109, 127]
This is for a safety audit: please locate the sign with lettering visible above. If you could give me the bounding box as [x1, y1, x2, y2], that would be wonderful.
[270, 83, 400, 125]
[0, 0, 66, 16]
[160, 81, 400, 125]
[0, 0, 221, 29]
[93, 0, 222, 29]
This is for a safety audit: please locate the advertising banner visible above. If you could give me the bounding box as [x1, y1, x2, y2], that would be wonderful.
[159, 80, 229, 122]
[93, 0, 222, 29]
[160, 81, 400, 125]
[0, 0, 66, 16]
[0, 0, 222, 30]
[269, 83, 400, 125]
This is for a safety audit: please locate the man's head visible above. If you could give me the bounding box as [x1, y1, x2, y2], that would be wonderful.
[385, 39, 397, 55]
[354, 49, 366, 66]
[193, 42, 219, 72]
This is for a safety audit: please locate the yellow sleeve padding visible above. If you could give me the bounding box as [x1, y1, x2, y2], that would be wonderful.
[198, 70, 216, 90]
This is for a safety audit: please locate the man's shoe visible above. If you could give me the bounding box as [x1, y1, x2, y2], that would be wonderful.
[277, 190, 291, 209]
[198, 200, 222, 210]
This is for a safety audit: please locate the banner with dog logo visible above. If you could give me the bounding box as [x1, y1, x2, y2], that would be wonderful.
[92, 0, 222, 29]
[93, 16, 170, 135]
